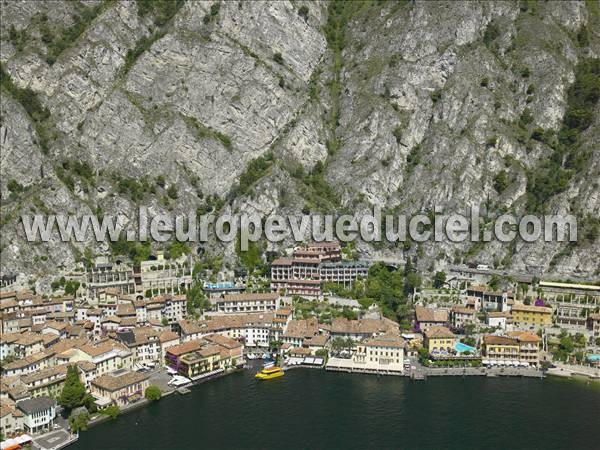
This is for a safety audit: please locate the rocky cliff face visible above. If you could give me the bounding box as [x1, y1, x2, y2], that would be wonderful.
[1, 0, 599, 283]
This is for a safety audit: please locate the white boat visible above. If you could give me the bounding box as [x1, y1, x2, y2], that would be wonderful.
[262, 354, 269, 360]
[264, 361, 275, 369]
[247, 353, 256, 360]
[168, 375, 192, 387]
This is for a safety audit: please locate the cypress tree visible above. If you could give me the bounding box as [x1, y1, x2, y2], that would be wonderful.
[59, 365, 86, 412]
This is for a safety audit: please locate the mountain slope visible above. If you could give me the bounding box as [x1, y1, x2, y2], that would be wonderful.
[1, 0, 598, 282]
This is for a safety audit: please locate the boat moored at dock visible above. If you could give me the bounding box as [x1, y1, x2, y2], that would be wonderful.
[255, 367, 285, 380]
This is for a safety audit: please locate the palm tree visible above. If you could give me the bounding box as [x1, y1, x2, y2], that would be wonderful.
[345, 337, 355, 352]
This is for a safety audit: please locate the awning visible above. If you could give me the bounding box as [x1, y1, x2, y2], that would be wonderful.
[169, 376, 191, 387]
[1, 435, 32, 450]
[93, 396, 112, 407]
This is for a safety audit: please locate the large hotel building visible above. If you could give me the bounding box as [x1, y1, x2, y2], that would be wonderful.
[270, 242, 369, 297]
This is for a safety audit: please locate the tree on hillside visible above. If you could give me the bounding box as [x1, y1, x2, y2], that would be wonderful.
[488, 274, 501, 291]
[432, 271, 446, 289]
[59, 365, 86, 413]
[186, 284, 209, 316]
[365, 262, 404, 317]
[235, 234, 263, 273]
[404, 272, 422, 296]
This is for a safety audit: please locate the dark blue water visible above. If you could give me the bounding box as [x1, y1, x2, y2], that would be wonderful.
[71, 369, 600, 450]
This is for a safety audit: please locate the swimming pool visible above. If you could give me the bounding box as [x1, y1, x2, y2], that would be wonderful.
[455, 342, 477, 353]
[204, 282, 236, 289]
[587, 354, 600, 362]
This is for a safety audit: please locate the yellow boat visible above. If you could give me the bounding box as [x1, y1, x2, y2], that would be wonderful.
[255, 366, 285, 380]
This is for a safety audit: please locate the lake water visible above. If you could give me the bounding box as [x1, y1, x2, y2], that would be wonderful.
[71, 369, 600, 450]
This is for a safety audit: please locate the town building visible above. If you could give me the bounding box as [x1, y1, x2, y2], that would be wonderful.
[553, 303, 588, 327]
[16, 396, 56, 434]
[423, 327, 458, 354]
[178, 320, 205, 342]
[101, 316, 122, 333]
[466, 286, 513, 312]
[201, 313, 275, 347]
[271, 308, 293, 342]
[166, 341, 222, 380]
[116, 303, 136, 321]
[0, 298, 19, 316]
[279, 278, 321, 297]
[481, 331, 540, 367]
[162, 294, 187, 324]
[2, 351, 53, 377]
[91, 369, 150, 407]
[0, 313, 20, 334]
[329, 317, 399, 341]
[86, 308, 103, 336]
[270, 242, 368, 297]
[450, 306, 477, 329]
[159, 331, 181, 360]
[86, 257, 136, 298]
[281, 318, 320, 347]
[138, 253, 193, 295]
[20, 364, 70, 398]
[97, 289, 121, 316]
[586, 313, 600, 341]
[303, 334, 329, 354]
[13, 332, 45, 358]
[64, 341, 134, 376]
[352, 335, 405, 374]
[0, 332, 20, 360]
[320, 261, 370, 287]
[40, 321, 68, 337]
[164, 335, 243, 380]
[481, 335, 519, 365]
[511, 304, 553, 328]
[538, 281, 600, 304]
[415, 306, 448, 332]
[287, 347, 312, 358]
[487, 311, 512, 331]
[115, 328, 162, 367]
[508, 331, 541, 366]
[0, 400, 24, 438]
[203, 334, 244, 366]
[539, 282, 599, 328]
[215, 293, 280, 314]
[0, 272, 18, 289]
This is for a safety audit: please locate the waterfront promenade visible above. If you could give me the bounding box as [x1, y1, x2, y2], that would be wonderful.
[325, 357, 544, 379]
[547, 362, 600, 379]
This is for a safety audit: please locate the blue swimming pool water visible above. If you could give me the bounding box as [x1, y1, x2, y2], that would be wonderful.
[587, 355, 600, 362]
[455, 342, 477, 353]
[204, 282, 236, 289]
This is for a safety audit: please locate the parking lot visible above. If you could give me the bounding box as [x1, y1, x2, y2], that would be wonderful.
[147, 367, 175, 393]
[33, 429, 76, 450]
